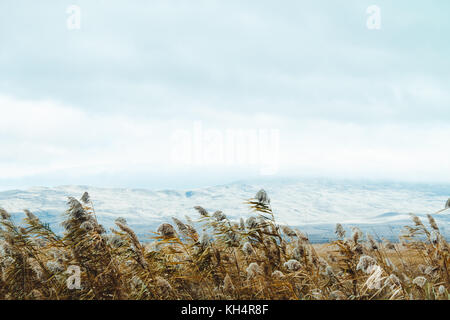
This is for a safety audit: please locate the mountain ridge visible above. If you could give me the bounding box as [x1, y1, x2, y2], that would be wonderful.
[0, 179, 449, 242]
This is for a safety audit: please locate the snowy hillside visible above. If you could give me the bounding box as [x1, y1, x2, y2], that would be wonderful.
[0, 179, 449, 242]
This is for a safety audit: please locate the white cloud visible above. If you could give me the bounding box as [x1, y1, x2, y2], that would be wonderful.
[1, 1, 450, 187]
[0, 94, 171, 178]
[1, 94, 450, 186]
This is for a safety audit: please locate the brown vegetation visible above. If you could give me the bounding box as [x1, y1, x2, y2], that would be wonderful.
[0, 190, 449, 300]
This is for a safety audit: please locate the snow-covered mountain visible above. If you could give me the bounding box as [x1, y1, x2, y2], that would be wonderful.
[0, 178, 449, 242]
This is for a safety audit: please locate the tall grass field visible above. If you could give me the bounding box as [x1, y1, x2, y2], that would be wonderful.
[0, 190, 449, 300]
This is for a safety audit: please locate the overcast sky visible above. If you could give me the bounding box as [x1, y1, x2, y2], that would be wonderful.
[1, 0, 450, 190]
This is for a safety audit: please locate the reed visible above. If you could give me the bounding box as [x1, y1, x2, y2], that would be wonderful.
[0, 190, 448, 300]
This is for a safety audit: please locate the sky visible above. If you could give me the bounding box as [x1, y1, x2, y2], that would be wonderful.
[0, 0, 450, 190]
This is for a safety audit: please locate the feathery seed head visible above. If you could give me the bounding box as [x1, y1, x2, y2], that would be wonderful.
[80, 192, 90, 204]
[386, 274, 401, 288]
[108, 234, 125, 248]
[271, 270, 284, 279]
[356, 255, 377, 274]
[0, 208, 10, 220]
[424, 266, 439, 277]
[61, 220, 73, 231]
[246, 216, 259, 229]
[255, 189, 270, 205]
[410, 214, 423, 227]
[412, 276, 427, 288]
[157, 223, 176, 239]
[115, 217, 127, 225]
[427, 214, 439, 231]
[335, 223, 345, 239]
[67, 197, 86, 220]
[246, 262, 263, 278]
[80, 221, 94, 232]
[194, 206, 209, 217]
[30, 260, 43, 280]
[213, 211, 226, 221]
[364, 265, 384, 289]
[367, 234, 378, 250]
[281, 225, 297, 237]
[438, 285, 446, 295]
[172, 217, 187, 232]
[242, 242, 255, 256]
[351, 227, 363, 243]
[292, 244, 306, 261]
[24, 209, 38, 222]
[284, 259, 302, 272]
[225, 230, 238, 247]
[172, 217, 198, 239]
[96, 224, 106, 234]
[199, 233, 210, 248]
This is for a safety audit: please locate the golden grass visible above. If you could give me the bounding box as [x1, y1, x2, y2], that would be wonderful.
[0, 190, 448, 300]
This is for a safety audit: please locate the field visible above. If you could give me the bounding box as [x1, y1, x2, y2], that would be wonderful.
[0, 190, 449, 300]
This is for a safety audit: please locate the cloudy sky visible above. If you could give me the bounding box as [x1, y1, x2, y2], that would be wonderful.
[1, 0, 449, 190]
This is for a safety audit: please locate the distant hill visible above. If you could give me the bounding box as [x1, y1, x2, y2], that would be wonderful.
[0, 179, 449, 242]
